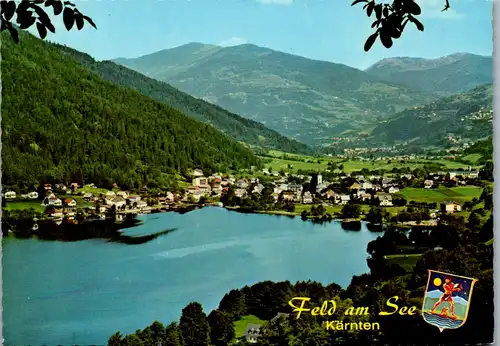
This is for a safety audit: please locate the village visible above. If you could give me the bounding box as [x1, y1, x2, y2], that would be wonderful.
[2, 164, 485, 226]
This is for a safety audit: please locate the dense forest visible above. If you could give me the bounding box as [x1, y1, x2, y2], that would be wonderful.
[51, 43, 311, 155]
[1, 31, 262, 192]
[109, 212, 494, 345]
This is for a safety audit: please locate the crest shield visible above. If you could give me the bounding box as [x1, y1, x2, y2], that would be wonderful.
[421, 270, 478, 332]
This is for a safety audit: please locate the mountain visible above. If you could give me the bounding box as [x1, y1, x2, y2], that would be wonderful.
[1, 32, 261, 191]
[113, 43, 437, 146]
[55, 44, 310, 155]
[368, 84, 493, 150]
[365, 53, 492, 95]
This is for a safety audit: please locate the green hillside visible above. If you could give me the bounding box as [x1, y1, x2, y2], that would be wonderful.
[114, 43, 436, 145]
[365, 53, 492, 95]
[1, 32, 261, 191]
[55, 44, 310, 155]
[368, 84, 493, 149]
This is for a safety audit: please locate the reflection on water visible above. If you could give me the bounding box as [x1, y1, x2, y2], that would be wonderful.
[4, 214, 177, 245]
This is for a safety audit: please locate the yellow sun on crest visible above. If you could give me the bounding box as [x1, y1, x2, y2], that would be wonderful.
[433, 278, 442, 287]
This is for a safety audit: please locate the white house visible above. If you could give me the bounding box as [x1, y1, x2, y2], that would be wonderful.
[137, 200, 148, 208]
[234, 189, 247, 198]
[48, 197, 62, 207]
[378, 194, 393, 207]
[116, 191, 129, 199]
[302, 191, 313, 204]
[193, 177, 209, 186]
[27, 191, 38, 199]
[424, 180, 434, 189]
[64, 198, 77, 207]
[361, 182, 373, 190]
[388, 186, 400, 194]
[193, 169, 204, 177]
[4, 191, 16, 199]
[110, 196, 126, 208]
[128, 195, 141, 203]
[441, 201, 462, 213]
[105, 191, 116, 199]
[338, 194, 351, 205]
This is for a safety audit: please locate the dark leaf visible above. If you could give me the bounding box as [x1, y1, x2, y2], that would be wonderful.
[367, 1, 375, 17]
[63, 7, 74, 30]
[52, 1, 63, 15]
[1, 1, 17, 21]
[364, 32, 378, 52]
[33, 4, 51, 25]
[409, 16, 424, 31]
[36, 21, 47, 39]
[371, 20, 380, 29]
[15, 1, 30, 17]
[408, 1, 422, 15]
[45, 20, 55, 33]
[363, 3, 370, 9]
[351, 0, 368, 6]
[380, 29, 393, 48]
[75, 14, 84, 30]
[374, 4, 382, 20]
[7, 24, 19, 43]
[389, 26, 402, 39]
[383, 6, 389, 17]
[64, 1, 75, 6]
[19, 14, 36, 29]
[82, 15, 97, 29]
[34, 0, 45, 4]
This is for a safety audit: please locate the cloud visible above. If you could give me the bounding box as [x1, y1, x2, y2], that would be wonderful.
[218, 37, 248, 46]
[417, 0, 465, 19]
[256, 0, 294, 5]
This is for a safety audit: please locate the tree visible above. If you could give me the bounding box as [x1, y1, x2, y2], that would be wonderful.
[107, 332, 122, 346]
[164, 322, 184, 346]
[353, 0, 453, 51]
[1, 0, 96, 43]
[467, 212, 481, 231]
[179, 302, 211, 346]
[341, 203, 361, 219]
[208, 310, 235, 346]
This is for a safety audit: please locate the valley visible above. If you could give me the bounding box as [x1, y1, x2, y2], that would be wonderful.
[114, 44, 492, 148]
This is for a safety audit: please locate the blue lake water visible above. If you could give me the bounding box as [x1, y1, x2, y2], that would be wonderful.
[3, 207, 380, 345]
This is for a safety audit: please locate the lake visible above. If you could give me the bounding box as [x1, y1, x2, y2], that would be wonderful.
[3, 207, 380, 345]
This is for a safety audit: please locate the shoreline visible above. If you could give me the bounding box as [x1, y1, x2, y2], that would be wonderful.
[3, 202, 436, 237]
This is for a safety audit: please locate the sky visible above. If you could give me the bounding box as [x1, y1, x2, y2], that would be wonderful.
[37, 0, 493, 70]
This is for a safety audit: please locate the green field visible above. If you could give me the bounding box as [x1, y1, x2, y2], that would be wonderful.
[76, 185, 110, 195]
[4, 200, 45, 213]
[399, 187, 483, 203]
[261, 153, 475, 174]
[234, 315, 267, 338]
[384, 254, 423, 271]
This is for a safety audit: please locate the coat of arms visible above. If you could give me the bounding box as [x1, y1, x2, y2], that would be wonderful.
[422, 270, 478, 332]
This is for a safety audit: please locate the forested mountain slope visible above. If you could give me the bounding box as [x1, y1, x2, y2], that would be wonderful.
[55, 44, 311, 154]
[369, 84, 493, 149]
[1, 32, 260, 191]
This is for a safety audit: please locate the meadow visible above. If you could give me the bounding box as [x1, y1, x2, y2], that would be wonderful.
[398, 187, 483, 203]
[260, 151, 475, 174]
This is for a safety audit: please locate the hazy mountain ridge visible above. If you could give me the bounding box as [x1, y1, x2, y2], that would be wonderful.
[365, 53, 492, 95]
[114, 43, 438, 146]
